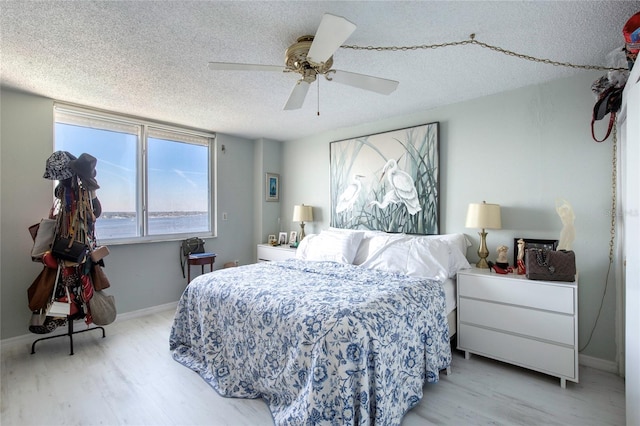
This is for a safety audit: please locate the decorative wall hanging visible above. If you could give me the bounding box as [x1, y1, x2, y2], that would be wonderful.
[265, 173, 280, 202]
[330, 122, 439, 234]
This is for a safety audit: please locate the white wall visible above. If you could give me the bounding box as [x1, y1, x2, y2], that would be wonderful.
[254, 138, 283, 247]
[0, 89, 258, 340]
[282, 71, 619, 362]
[1, 90, 55, 339]
[2, 72, 621, 363]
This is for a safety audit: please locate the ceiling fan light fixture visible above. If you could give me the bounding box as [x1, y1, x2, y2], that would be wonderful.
[301, 68, 317, 84]
[208, 13, 399, 112]
[285, 35, 333, 77]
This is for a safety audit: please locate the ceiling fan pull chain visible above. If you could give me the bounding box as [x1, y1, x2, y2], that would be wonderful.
[317, 78, 320, 116]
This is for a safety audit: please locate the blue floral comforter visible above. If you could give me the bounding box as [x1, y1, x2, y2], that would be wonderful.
[170, 259, 451, 425]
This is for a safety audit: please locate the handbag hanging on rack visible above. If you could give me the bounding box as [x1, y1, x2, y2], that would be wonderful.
[525, 248, 576, 282]
[44, 264, 72, 317]
[51, 187, 90, 264]
[89, 290, 116, 326]
[52, 237, 88, 264]
[30, 218, 57, 260]
[90, 264, 111, 291]
[27, 266, 58, 311]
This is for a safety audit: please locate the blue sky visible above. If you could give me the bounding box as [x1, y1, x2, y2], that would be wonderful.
[55, 124, 209, 212]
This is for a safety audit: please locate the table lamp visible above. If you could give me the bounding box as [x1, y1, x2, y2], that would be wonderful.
[292, 204, 313, 243]
[465, 201, 502, 268]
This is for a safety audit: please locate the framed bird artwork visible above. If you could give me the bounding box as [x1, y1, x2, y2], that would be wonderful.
[330, 122, 440, 234]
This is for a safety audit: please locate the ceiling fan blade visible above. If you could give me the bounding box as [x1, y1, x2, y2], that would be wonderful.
[327, 70, 399, 95]
[283, 80, 311, 110]
[307, 13, 356, 65]
[208, 62, 285, 72]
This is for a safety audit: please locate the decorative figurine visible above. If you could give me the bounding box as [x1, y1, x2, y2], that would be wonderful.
[496, 245, 509, 266]
[556, 199, 575, 251]
[488, 245, 512, 274]
[517, 238, 526, 275]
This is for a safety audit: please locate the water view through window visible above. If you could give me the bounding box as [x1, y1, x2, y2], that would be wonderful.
[55, 106, 213, 241]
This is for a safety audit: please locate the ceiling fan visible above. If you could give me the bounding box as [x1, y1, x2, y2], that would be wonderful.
[208, 13, 399, 110]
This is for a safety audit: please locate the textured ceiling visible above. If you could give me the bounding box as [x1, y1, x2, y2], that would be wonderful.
[1, 1, 637, 141]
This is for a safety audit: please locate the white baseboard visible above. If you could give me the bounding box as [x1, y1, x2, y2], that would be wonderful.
[1, 302, 621, 377]
[579, 353, 619, 374]
[115, 301, 178, 322]
[0, 301, 178, 356]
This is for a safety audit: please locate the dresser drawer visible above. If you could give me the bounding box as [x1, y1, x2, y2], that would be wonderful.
[458, 274, 575, 314]
[459, 324, 576, 379]
[257, 245, 296, 261]
[459, 298, 575, 345]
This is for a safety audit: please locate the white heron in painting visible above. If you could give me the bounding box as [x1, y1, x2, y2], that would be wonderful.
[336, 174, 364, 213]
[369, 159, 421, 215]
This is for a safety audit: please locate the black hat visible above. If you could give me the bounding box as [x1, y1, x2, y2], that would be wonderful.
[68, 153, 100, 190]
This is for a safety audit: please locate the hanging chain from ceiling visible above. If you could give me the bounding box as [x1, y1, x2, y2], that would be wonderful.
[579, 123, 617, 353]
[341, 34, 627, 72]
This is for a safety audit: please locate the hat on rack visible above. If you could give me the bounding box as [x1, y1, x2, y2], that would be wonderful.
[623, 12, 640, 54]
[43, 151, 77, 180]
[68, 153, 100, 190]
[624, 11, 640, 69]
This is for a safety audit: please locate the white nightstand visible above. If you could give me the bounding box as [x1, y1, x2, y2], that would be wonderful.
[456, 267, 578, 388]
[257, 244, 297, 262]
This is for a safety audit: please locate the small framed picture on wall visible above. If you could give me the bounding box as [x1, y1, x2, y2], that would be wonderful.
[266, 173, 279, 202]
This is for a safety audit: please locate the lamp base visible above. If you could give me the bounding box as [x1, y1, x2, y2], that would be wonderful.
[476, 229, 490, 269]
[299, 222, 306, 242]
[476, 257, 490, 269]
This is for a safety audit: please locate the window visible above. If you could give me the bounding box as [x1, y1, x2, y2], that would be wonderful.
[54, 103, 215, 243]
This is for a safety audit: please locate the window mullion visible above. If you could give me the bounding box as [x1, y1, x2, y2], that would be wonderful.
[140, 124, 149, 237]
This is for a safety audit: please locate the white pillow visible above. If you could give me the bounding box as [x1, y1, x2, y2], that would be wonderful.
[358, 233, 471, 279]
[359, 233, 406, 262]
[423, 233, 471, 257]
[408, 238, 452, 281]
[303, 230, 365, 264]
[325, 227, 389, 265]
[359, 235, 451, 282]
[295, 233, 317, 260]
[419, 234, 471, 277]
[446, 243, 471, 277]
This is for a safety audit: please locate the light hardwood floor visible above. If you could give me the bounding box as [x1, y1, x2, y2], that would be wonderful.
[1, 308, 625, 426]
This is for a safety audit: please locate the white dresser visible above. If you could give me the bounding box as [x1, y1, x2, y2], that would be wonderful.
[456, 267, 578, 388]
[256, 244, 297, 262]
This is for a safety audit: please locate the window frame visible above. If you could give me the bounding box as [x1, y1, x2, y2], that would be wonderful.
[54, 102, 217, 245]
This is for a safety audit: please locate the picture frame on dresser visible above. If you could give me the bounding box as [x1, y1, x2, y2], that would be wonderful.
[288, 231, 297, 245]
[513, 238, 558, 266]
[278, 232, 287, 245]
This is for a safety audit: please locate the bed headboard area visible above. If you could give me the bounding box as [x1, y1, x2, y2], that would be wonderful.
[296, 228, 471, 282]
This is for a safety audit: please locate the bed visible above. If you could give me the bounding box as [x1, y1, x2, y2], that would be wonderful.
[170, 230, 470, 425]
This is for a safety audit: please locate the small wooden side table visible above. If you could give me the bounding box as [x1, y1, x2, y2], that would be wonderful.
[187, 252, 216, 282]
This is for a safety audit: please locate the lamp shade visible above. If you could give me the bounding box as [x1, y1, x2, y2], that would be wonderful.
[465, 202, 501, 229]
[293, 205, 313, 222]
